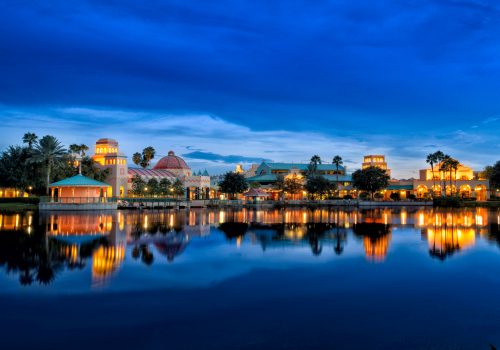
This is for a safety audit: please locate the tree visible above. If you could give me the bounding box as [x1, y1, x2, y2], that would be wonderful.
[22, 132, 38, 149]
[305, 175, 333, 199]
[0, 146, 32, 191]
[481, 161, 500, 192]
[30, 135, 67, 194]
[132, 147, 156, 169]
[79, 157, 109, 182]
[332, 155, 343, 197]
[171, 179, 185, 199]
[159, 178, 172, 196]
[132, 152, 142, 166]
[218, 172, 248, 199]
[307, 155, 322, 176]
[131, 175, 146, 196]
[273, 174, 286, 200]
[146, 178, 160, 196]
[434, 151, 445, 196]
[284, 174, 303, 198]
[426, 152, 439, 196]
[352, 166, 390, 200]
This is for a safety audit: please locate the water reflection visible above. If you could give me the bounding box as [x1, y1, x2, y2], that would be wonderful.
[0, 207, 498, 287]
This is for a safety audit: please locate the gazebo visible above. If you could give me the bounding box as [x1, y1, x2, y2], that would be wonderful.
[40, 174, 117, 211]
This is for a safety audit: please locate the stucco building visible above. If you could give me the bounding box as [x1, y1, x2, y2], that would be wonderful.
[92, 138, 212, 199]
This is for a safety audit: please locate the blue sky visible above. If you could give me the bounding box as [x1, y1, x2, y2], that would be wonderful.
[0, 0, 499, 177]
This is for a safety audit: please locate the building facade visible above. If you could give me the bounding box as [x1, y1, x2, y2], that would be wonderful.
[92, 139, 212, 199]
[362, 155, 391, 178]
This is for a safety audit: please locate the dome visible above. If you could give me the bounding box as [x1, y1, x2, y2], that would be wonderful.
[153, 150, 190, 170]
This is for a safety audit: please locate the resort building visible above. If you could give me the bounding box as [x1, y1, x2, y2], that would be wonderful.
[362, 155, 391, 177]
[0, 188, 28, 198]
[383, 161, 490, 200]
[244, 161, 352, 199]
[92, 138, 212, 199]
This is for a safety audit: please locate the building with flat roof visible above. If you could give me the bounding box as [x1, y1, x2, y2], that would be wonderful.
[362, 155, 391, 177]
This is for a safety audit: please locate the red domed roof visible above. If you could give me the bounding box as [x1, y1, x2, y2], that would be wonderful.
[153, 150, 190, 170]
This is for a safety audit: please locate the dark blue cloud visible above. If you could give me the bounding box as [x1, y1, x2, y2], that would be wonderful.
[0, 0, 499, 171]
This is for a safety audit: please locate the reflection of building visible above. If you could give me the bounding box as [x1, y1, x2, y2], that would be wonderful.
[92, 139, 213, 199]
[41, 211, 127, 284]
[416, 208, 489, 259]
[363, 234, 391, 262]
[362, 155, 391, 177]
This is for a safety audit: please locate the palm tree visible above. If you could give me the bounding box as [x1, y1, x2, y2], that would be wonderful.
[142, 146, 156, 167]
[450, 158, 460, 196]
[22, 132, 38, 149]
[132, 152, 142, 166]
[439, 155, 452, 196]
[79, 144, 89, 157]
[308, 155, 322, 176]
[30, 135, 67, 194]
[435, 151, 445, 196]
[332, 155, 343, 197]
[426, 153, 437, 196]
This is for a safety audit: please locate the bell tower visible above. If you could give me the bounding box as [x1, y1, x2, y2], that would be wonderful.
[92, 138, 128, 197]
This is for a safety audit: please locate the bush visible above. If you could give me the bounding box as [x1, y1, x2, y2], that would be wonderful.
[389, 192, 400, 201]
[374, 193, 384, 199]
[343, 194, 353, 200]
[359, 192, 369, 200]
[408, 194, 417, 200]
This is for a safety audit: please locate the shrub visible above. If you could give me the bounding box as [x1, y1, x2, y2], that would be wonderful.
[343, 194, 353, 200]
[408, 194, 417, 200]
[389, 192, 400, 201]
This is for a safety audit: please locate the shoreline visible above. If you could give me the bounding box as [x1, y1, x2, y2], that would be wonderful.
[1, 199, 499, 212]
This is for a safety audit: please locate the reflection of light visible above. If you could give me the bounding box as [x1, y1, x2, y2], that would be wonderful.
[384, 213, 387, 226]
[401, 211, 407, 225]
[476, 215, 483, 226]
[302, 212, 307, 223]
[419, 213, 424, 226]
[169, 214, 174, 227]
[219, 211, 226, 224]
[118, 212, 124, 230]
[143, 215, 148, 230]
[236, 236, 241, 248]
[92, 245, 125, 281]
[364, 234, 391, 262]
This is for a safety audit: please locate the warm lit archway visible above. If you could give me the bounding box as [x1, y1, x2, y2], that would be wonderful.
[417, 185, 428, 198]
[431, 185, 441, 196]
[459, 184, 471, 198]
[474, 185, 487, 201]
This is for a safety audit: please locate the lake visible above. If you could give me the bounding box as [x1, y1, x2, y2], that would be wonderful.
[1, 207, 500, 349]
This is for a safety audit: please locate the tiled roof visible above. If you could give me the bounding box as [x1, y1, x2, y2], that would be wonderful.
[128, 168, 176, 178]
[387, 184, 414, 190]
[247, 174, 277, 182]
[49, 174, 110, 187]
[264, 162, 346, 171]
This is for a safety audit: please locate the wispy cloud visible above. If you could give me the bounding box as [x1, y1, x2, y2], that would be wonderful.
[0, 106, 497, 177]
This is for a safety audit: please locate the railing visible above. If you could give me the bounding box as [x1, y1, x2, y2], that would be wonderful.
[40, 196, 117, 204]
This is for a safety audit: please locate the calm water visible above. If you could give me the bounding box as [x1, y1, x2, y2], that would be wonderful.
[1, 207, 500, 349]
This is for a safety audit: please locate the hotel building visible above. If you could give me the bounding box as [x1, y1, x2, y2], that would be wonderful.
[92, 138, 212, 199]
